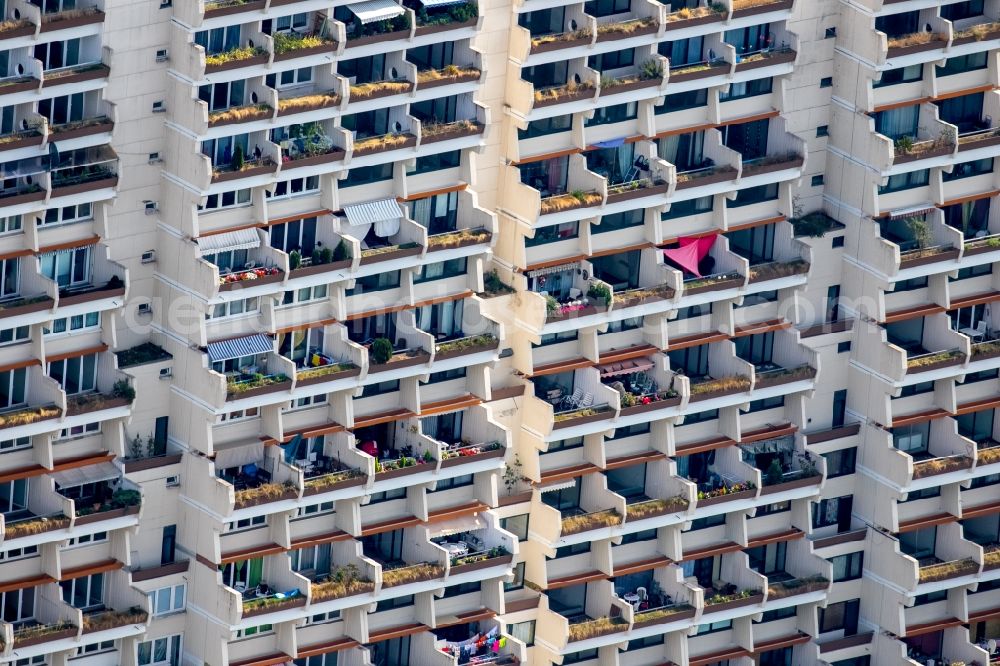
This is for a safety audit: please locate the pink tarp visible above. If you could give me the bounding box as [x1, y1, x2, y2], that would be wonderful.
[663, 234, 717, 277]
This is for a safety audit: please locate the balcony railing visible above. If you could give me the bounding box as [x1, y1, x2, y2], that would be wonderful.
[12, 621, 77, 648]
[560, 508, 622, 534]
[624, 496, 688, 520]
[917, 557, 979, 583]
[567, 615, 628, 643]
[911, 453, 973, 479]
[905, 348, 965, 373]
[311, 564, 375, 602]
[765, 575, 828, 600]
[4, 512, 70, 539]
[381, 562, 444, 588]
[81, 607, 148, 633]
[539, 189, 602, 215]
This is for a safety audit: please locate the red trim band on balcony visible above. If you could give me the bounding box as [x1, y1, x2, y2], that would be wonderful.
[530, 357, 592, 378]
[536, 462, 600, 486]
[61, 558, 122, 580]
[45, 343, 108, 364]
[883, 303, 945, 324]
[605, 450, 667, 470]
[747, 528, 803, 548]
[939, 189, 1000, 208]
[667, 331, 728, 350]
[352, 408, 415, 429]
[220, 542, 285, 565]
[655, 110, 779, 141]
[0, 452, 113, 484]
[898, 512, 956, 533]
[263, 210, 332, 227]
[368, 623, 426, 644]
[0, 574, 55, 593]
[612, 555, 671, 577]
[400, 183, 467, 201]
[297, 638, 361, 659]
[420, 394, 481, 416]
[905, 617, 963, 637]
[264, 421, 347, 445]
[290, 530, 353, 550]
[733, 318, 791, 338]
[950, 290, 1000, 311]
[437, 608, 495, 628]
[230, 653, 293, 666]
[752, 632, 811, 655]
[0, 248, 35, 262]
[690, 646, 749, 666]
[0, 358, 41, 374]
[275, 319, 337, 335]
[547, 570, 605, 589]
[38, 234, 101, 255]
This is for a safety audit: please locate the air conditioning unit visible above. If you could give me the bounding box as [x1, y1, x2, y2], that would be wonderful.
[141, 250, 156, 264]
[137, 303, 153, 315]
[159, 367, 173, 379]
[166, 475, 179, 487]
[155, 49, 169, 62]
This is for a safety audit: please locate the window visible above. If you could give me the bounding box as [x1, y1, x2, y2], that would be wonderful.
[434, 473, 473, 491]
[536, 330, 577, 346]
[269, 217, 317, 255]
[720, 77, 773, 101]
[0, 257, 19, 297]
[595, 209, 644, 234]
[226, 515, 266, 531]
[879, 169, 929, 194]
[662, 196, 713, 220]
[347, 271, 400, 295]
[235, 624, 273, 639]
[0, 326, 28, 345]
[414, 257, 467, 283]
[40, 246, 91, 287]
[66, 531, 106, 546]
[546, 436, 583, 452]
[426, 367, 466, 384]
[265, 66, 313, 89]
[817, 125, 829, 137]
[0, 367, 26, 410]
[48, 353, 97, 395]
[507, 621, 535, 647]
[519, 115, 572, 140]
[0, 436, 29, 453]
[690, 513, 726, 530]
[505, 562, 525, 591]
[35, 38, 81, 70]
[586, 102, 637, 126]
[149, 584, 185, 616]
[60, 573, 104, 610]
[0, 215, 20, 234]
[728, 183, 779, 207]
[823, 447, 856, 478]
[555, 542, 590, 558]
[407, 150, 461, 175]
[820, 76, 833, 88]
[295, 501, 334, 518]
[0, 587, 35, 623]
[874, 64, 922, 88]
[267, 176, 319, 199]
[812, 175, 824, 187]
[937, 51, 988, 77]
[341, 163, 393, 188]
[526, 221, 578, 246]
[161, 525, 176, 565]
[137, 635, 182, 666]
[944, 158, 994, 182]
[747, 395, 783, 412]
[942, 0, 985, 21]
[44, 311, 99, 335]
[295, 654, 339, 666]
[812, 496, 852, 530]
[75, 640, 114, 656]
[280, 284, 328, 306]
[199, 188, 251, 212]
[618, 528, 657, 544]
[563, 649, 598, 665]
[818, 599, 860, 634]
[829, 551, 863, 582]
[695, 619, 732, 635]
[832, 235, 844, 248]
[588, 48, 633, 71]
[289, 543, 331, 574]
[207, 297, 259, 319]
[500, 515, 529, 541]
[759, 605, 797, 622]
[655, 88, 707, 114]
[837, 341, 851, 353]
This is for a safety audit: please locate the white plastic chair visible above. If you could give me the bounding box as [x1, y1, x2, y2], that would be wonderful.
[566, 387, 584, 408]
[580, 392, 594, 408]
[975, 320, 990, 342]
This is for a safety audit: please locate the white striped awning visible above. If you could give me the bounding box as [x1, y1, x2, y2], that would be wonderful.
[344, 198, 403, 238]
[537, 478, 576, 493]
[52, 461, 120, 488]
[418, 0, 466, 7]
[526, 262, 577, 279]
[348, 0, 405, 24]
[197, 228, 260, 257]
[888, 204, 936, 220]
[207, 334, 273, 363]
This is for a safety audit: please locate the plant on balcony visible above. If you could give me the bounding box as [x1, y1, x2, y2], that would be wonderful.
[567, 616, 628, 641]
[417, 65, 479, 83]
[208, 104, 271, 125]
[906, 349, 964, 370]
[748, 259, 808, 281]
[766, 575, 828, 599]
[76, 489, 141, 517]
[587, 282, 611, 303]
[539, 189, 602, 214]
[381, 562, 444, 586]
[561, 508, 621, 534]
[427, 227, 490, 249]
[689, 375, 751, 396]
[626, 496, 688, 519]
[297, 362, 358, 381]
[5, 514, 70, 538]
[912, 455, 972, 478]
[227, 373, 290, 394]
[117, 342, 171, 369]
[667, 3, 725, 21]
[791, 211, 839, 237]
[984, 545, 1000, 568]
[731, 0, 784, 8]
[415, 1, 477, 26]
[375, 455, 432, 473]
[219, 266, 282, 285]
[360, 241, 419, 260]
[0, 405, 61, 429]
[234, 481, 297, 507]
[278, 91, 341, 115]
[350, 80, 412, 101]
[272, 32, 329, 54]
[354, 132, 411, 153]
[553, 404, 613, 423]
[531, 28, 591, 47]
[82, 606, 147, 632]
[452, 546, 508, 567]
[242, 591, 303, 613]
[613, 284, 674, 305]
[204, 45, 266, 68]
[979, 446, 1000, 465]
[956, 21, 1000, 41]
[634, 603, 694, 624]
[303, 468, 366, 493]
[533, 80, 595, 105]
[0, 18, 30, 33]
[353, 13, 410, 37]
[595, 17, 657, 37]
[371, 338, 394, 364]
[887, 32, 944, 50]
[705, 588, 759, 605]
[0, 295, 49, 312]
[697, 481, 756, 500]
[436, 334, 498, 355]
[12, 621, 77, 645]
[483, 270, 515, 296]
[620, 388, 678, 408]
[441, 440, 502, 460]
[918, 558, 979, 583]
[312, 563, 374, 601]
[421, 119, 481, 139]
[640, 58, 664, 79]
[112, 379, 136, 402]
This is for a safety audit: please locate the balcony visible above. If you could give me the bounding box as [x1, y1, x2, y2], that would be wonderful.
[765, 574, 829, 601]
[410, 0, 478, 36]
[885, 31, 948, 59]
[271, 31, 338, 62]
[49, 145, 118, 198]
[239, 587, 306, 618]
[310, 562, 376, 603]
[80, 606, 148, 634]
